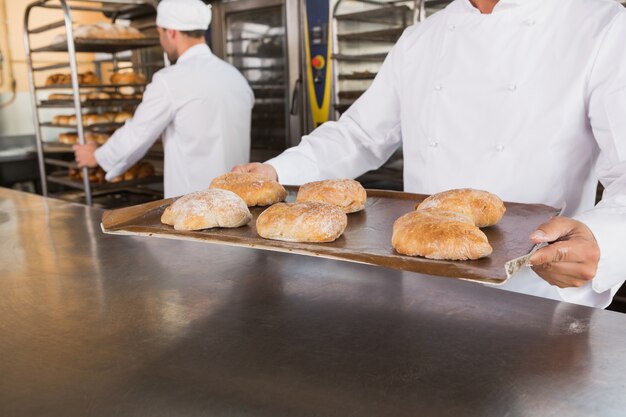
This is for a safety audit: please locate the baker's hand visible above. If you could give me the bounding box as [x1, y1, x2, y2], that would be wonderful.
[528, 217, 600, 288]
[231, 162, 278, 181]
[73, 142, 99, 168]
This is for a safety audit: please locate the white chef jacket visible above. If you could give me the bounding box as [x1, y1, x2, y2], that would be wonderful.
[96, 43, 254, 197]
[267, 0, 626, 308]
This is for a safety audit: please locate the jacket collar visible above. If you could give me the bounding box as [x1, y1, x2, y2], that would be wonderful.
[449, 0, 541, 14]
[177, 43, 212, 64]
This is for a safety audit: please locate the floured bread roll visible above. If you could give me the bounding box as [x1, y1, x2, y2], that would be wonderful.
[417, 189, 505, 228]
[161, 189, 252, 231]
[296, 179, 367, 213]
[209, 172, 287, 207]
[256, 202, 347, 243]
[392, 209, 493, 260]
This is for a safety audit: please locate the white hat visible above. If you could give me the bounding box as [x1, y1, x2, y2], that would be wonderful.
[157, 0, 212, 31]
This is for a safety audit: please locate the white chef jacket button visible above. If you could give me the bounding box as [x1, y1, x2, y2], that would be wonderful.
[429, 139, 439, 148]
[448, 24, 456, 31]
[434, 84, 443, 91]
[525, 19, 536, 26]
[496, 144, 505, 152]
[508, 84, 517, 92]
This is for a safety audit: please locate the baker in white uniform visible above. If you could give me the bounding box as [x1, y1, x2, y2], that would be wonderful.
[233, 0, 626, 308]
[74, 0, 254, 198]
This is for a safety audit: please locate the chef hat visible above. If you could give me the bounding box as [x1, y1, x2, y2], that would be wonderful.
[157, 0, 212, 31]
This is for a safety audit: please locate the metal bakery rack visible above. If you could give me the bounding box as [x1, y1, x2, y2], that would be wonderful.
[24, 0, 165, 207]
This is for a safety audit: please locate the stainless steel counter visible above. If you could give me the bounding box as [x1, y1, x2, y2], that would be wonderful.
[1, 188, 625, 417]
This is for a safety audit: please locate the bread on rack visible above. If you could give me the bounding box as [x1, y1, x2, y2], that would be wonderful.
[73, 23, 145, 40]
[58, 132, 78, 145]
[52, 115, 69, 125]
[110, 71, 147, 85]
[209, 172, 287, 207]
[256, 201, 348, 243]
[83, 113, 111, 125]
[68, 166, 106, 184]
[45, 71, 100, 86]
[86, 91, 112, 100]
[296, 179, 367, 213]
[47, 93, 73, 101]
[113, 112, 133, 124]
[47, 93, 89, 101]
[161, 189, 252, 231]
[85, 132, 110, 145]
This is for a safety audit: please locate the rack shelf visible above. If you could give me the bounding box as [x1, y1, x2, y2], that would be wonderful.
[47, 171, 163, 192]
[334, 5, 411, 23]
[332, 53, 388, 62]
[31, 38, 160, 54]
[38, 99, 141, 108]
[338, 72, 377, 80]
[36, 83, 146, 90]
[337, 27, 404, 43]
[40, 122, 124, 130]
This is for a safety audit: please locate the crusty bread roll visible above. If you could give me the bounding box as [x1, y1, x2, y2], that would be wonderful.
[417, 189, 506, 228]
[85, 132, 109, 145]
[209, 172, 287, 207]
[58, 132, 78, 145]
[136, 162, 154, 178]
[52, 115, 69, 125]
[45, 72, 100, 86]
[113, 112, 133, 124]
[161, 189, 252, 231]
[110, 72, 146, 85]
[83, 114, 110, 125]
[256, 201, 347, 243]
[81, 71, 100, 85]
[47, 93, 73, 101]
[392, 209, 493, 260]
[296, 179, 367, 213]
[123, 165, 139, 181]
[68, 115, 77, 126]
[86, 91, 111, 100]
[73, 23, 145, 40]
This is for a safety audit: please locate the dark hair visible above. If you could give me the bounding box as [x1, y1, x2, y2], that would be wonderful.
[181, 29, 206, 39]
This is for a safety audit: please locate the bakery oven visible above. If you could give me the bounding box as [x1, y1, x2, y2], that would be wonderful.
[211, 0, 332, 162]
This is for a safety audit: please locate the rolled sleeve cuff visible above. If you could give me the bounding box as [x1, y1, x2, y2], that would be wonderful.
[95, 145, 126, 181]
[573, 211, 623, 295]
[266, 150, 321, 186]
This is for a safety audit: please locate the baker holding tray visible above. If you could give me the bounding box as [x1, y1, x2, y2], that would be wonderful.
[74, 0, 254, 198]
[233, 0, 626, 308]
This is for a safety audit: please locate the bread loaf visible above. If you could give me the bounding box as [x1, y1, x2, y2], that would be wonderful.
[392, 209, 493, 260]
[417, 189, 505, 228]
[58, 132, 77, 145]
[113, 112, 133, 124]
[209, 172, 287, 207]
[296, 179, 367, 213]
[110, 72, 146, 85]
[256, 201, 347, 243]
[161, 189, 252, 231]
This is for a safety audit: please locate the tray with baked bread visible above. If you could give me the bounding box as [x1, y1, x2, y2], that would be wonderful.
[101, 174, 560, 284]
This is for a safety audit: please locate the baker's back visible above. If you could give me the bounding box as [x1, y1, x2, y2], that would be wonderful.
[156, 43, 254, 197]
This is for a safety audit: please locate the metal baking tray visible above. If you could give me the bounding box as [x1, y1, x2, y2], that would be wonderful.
[101, 188, 560, 284]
